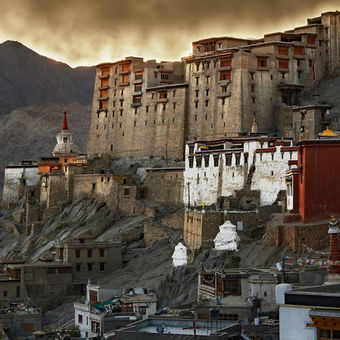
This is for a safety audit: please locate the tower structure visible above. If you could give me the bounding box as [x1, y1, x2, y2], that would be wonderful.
[53, 111, 80, 156]
[328, 216, 340, 276]
[87, 11, 340, 160]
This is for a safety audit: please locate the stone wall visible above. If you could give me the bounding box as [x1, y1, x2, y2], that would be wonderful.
[264, 220, 329, 252]
[143, 168, 184, 205]
[87, 58, 187, 160]
[72, 174, 123, 208]
[40, 172, 66, 208]
[117, 185, 145, 216]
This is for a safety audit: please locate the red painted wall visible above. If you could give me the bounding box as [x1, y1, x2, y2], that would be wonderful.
[297, 140, 340, 222]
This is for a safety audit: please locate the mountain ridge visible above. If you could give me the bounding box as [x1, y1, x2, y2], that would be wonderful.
[0, 40, 95, 115]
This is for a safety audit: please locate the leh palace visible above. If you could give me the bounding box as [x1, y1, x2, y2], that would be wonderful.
[2, 10, 340, 340]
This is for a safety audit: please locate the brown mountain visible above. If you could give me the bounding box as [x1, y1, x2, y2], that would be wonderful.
[0, 40, 95, 115]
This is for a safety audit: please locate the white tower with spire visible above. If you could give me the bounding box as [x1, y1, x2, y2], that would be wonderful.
[53, 111, 80, 156]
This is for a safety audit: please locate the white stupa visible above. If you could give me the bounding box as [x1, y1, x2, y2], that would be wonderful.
[53, 111, 80, 156]
[172, 242, 188, 267]
[214, 220, 240, 251]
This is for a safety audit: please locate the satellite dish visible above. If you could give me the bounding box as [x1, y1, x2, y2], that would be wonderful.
[276, 262, 283, 271]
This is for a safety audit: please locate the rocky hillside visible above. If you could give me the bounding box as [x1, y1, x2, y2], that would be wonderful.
[0, 102, 91, 192]
[0, 40, 95, 116]
[0, 198, 283, 327]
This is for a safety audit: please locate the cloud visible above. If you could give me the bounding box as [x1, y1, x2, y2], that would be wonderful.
[0, 0, 338, 66]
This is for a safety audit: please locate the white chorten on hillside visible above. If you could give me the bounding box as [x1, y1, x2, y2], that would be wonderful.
[172, 242, 188, 267]
[214, 220, 240, 251]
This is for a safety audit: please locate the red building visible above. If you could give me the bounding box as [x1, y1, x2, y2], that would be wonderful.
[286, 129, 340, 222]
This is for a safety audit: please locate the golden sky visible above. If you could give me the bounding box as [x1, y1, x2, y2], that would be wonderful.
[0, 0, 338, 67]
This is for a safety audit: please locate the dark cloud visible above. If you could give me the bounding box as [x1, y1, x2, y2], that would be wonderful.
[0, 0, 338, 66]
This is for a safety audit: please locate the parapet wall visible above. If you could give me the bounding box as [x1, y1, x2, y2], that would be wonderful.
[184, 140, 297, 207]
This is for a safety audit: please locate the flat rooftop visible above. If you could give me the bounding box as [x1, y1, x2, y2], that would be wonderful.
[285, 283, 340, 308]
[116, 318, 239, 337]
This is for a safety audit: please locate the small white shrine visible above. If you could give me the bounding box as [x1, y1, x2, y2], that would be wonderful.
[214, 220, 240, 251]
[172, 242, 188, 267]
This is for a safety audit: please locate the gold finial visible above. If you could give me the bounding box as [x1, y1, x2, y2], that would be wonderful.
[318, 126, 339, 137]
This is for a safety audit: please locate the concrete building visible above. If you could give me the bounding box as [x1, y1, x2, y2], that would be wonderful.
[197, 268, 277, 321]
[74, 283, 157, 338]
[286, 134, 340, 222]
[1, 161, 39, 208]
[55, 236, 122, 281]
[87, 57, 187, 160]
[279, 284, 340, 340]
[5, 262, 78, 309]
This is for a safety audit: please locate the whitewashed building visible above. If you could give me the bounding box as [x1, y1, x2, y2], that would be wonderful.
[279, 284, 340, 340]
[183, 137, 297, 207]
[74, 283, 157, 338]
[2, 161, 39, 205]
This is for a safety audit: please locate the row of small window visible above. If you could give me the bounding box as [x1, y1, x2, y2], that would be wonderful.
[74, 248, 105, 257]
[75, 262, 106, 272]
[189, 154, 246, 168]
[192, 115, 231, 124]
[129, 89, 177, 101]
[195, 70, 231, 82]
[193, 97, 229, 108]
[194, 56, 311, 83]
[101, 64, 130, 76]
[189, 152, 292, 168]
[91, 178, 127, 188]
[194, 57, 232, 71]
[98, 90, 177, 108]
[98, 103, 178, 118]
[97, 117, 177, 131]
[100, 69, 169, 83]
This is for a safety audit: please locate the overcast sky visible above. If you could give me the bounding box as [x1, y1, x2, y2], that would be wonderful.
[0, 0, 338, 67]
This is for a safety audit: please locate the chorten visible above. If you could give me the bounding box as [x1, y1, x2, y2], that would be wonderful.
[53, 111, 80, 156]
[214, 220, 240, 251]
[172, 242, 188, 267]
[328, 216, 340, 276]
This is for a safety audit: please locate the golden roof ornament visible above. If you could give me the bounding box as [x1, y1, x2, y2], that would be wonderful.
[318, 126, 339, 138]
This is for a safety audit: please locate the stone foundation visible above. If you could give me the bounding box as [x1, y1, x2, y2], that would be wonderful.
[264, 221, 329, 252]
